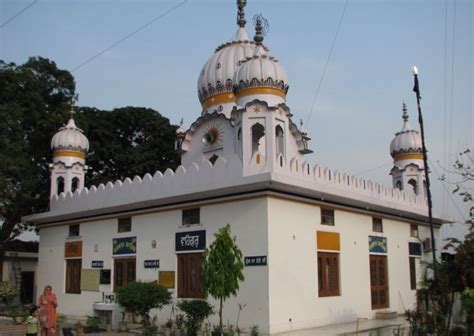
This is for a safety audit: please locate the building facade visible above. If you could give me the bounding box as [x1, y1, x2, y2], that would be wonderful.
[25, 1, 443, 334]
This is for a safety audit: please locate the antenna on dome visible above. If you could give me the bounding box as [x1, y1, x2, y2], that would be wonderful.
[402, 101, 408, 121]
[70, 95, 79, 118]
[237, 0, 246, 28]
[253, 13, 269, 44]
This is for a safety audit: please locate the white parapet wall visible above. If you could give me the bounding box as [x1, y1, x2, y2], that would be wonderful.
[49, 154, 427, 217]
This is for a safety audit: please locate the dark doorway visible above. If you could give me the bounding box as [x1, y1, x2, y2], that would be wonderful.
[20, 271, 34, 304]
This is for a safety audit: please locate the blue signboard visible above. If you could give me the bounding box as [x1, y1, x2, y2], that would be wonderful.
[369, 236, 388, 253]
[176, 230, 206, 251]
[245, 256, 267, 266]
[91, 260, 104, 268]
[113, 237, 137, 255]
[409, 242, 422, 256]
[144, 260, 160, 268]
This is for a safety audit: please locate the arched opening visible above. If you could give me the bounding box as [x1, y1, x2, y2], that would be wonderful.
[408, 179, 418, 195]
[275, 125, 284, 158]
[57, 176, 65, 195]
[71, 177, 80, 193]
[251, 123, 265, 156]
[209, 154, 219, 165]
[395, 180, 402, 190]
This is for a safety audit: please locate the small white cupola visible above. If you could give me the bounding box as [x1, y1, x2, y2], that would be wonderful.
[234, 15, 289, 108]
[175, 118, 187, 152]
[390, 103, 426, 197]
[50, 110, 89, 199]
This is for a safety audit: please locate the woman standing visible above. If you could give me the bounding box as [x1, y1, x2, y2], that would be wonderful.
[38, 285, 58, 336]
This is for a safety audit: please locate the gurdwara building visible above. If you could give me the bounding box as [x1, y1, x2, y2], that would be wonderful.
[25, 1, 444, 334]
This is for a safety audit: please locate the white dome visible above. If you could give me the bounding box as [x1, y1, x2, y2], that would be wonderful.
[51, 118, 89, 153]
[234, 45, 289, 97]
[235, 46, 288, 89]
[390, 107, 422, 158]
[197, 27, 264, 105]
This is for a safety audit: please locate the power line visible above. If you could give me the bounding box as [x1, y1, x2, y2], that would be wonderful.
[429, 158, 467, 223]
[305, 0, 349, 125]
[0, 0, 37, 28]
[72, 0, 188, 72]
[442, 0, 448, 216]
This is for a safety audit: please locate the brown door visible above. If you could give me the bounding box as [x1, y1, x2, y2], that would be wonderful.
[114, 258, 136, 290]
[370, 255, 389, 309]
[177, 253, 204, 298]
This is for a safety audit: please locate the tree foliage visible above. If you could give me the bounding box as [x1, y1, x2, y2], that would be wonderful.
[0, 57, 179, 259]
[116, 281, 171, 327]
[202, 224, 244, 332]
[0, 57, 75, 245]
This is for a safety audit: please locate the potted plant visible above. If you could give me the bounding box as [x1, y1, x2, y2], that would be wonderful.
[84, 315, 100, 333]
[163, 318, 173, 336]
[250, 325, 259, 336]
[177, 300, 213, 336]
[175, 314, 185, 336]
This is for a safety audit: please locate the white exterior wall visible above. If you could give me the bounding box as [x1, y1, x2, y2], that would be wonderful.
[267, 197, 432, 334]
[37, 198, 269, 331]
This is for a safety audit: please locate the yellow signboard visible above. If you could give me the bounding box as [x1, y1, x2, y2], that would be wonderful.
[317, 231, 340, 251]
[159, 271, 175, 289]
[81, 269, 100, 291]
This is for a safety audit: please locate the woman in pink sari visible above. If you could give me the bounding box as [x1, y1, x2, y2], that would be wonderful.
[38, 285, 58, 336]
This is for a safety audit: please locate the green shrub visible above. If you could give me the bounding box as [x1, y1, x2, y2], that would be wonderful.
[116, 281, 171, 328]
[177, 300, 213, 336]
[0, 282, 17, 306]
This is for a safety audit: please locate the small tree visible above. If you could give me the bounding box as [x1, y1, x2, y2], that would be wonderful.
[116, 281, 171, 328]
[177, 300, 213, 336]
[202, 224, 244, 333]
[0, 281, 17, 307]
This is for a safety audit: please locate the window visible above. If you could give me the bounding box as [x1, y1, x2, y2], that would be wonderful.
[410, 224, 418, 237]
[395, 180, 402, 190]
[114, 258, 136, 290]
[408, 179, 418, 195]
[57, 176, 65, 195]
[409, 257, 417, 290]
[66, 259, 81, 294]
[317, 252, 340, 297]
[68, 224, 80, 237]
[118, 217, 132, 233]
[372, 217, 383, 233]
[275, 125, 284, 157]
[71, 177, 80, 193]
[178, 253, 204, 298]
[321, 209, 335, 226]
[251, 123, 265, 155]
[182, 208, 200, 226]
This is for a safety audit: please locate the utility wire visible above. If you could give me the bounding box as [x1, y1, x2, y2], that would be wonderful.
[305, 0, 349, 125]
[353, 162, 392, 177]
[442, 0, 448, 216]
[72, 0, 188, 72]
[0, 0, 37, 28]
[429, 158, 467, 223]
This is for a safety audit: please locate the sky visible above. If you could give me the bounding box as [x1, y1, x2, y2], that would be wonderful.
[1, 0, 472, 231]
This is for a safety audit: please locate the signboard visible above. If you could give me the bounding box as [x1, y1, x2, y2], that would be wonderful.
[409, 242, 422, 256]
[100, 269, 111, 285]
[369, 236, 388, 253]
[244, 256, 267, 266]
[175, 230, 206, 251]
[91, 260, 104, 268]
[159, 271, 175, 288]
[113, 237, 137, 255]
[65, 241, 82, 258]
[81, 269, 100, 291]
[144, 260, 160, 268]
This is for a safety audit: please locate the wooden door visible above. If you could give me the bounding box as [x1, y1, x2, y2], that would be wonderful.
[114, 258, 136, 290]
[370, 255, 389, 309]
